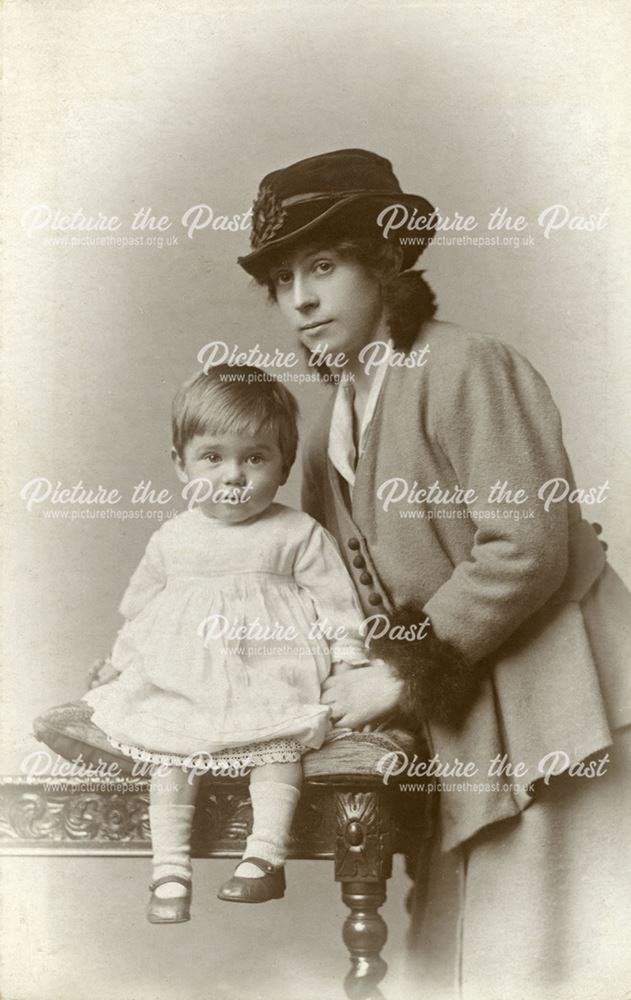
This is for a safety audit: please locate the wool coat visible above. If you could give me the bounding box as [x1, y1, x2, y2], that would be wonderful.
[302, 320, 631, 853]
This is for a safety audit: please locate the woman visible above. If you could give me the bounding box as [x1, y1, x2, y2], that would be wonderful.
[238, 149, 631, 999]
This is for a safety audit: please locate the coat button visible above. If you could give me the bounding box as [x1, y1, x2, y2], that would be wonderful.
[348, 538, 360, 550]
[359, 571, 372, 585]
[368, 592, 383, 606]
[352, 555, 366, 569]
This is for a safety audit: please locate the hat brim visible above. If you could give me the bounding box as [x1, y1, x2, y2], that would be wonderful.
[237, 191, 435, 278]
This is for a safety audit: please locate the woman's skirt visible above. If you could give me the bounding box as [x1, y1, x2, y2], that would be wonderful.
[407, 725, 631, 1000]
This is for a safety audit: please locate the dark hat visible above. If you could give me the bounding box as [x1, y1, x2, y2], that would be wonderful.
[238, 148, 435, 277]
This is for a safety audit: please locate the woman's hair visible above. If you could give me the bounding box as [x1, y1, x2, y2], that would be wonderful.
[256, 232, 438, 354]
[172, 364, 299, 477]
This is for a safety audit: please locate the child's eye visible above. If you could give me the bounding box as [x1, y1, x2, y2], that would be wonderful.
[204, 453, 221, 464]
[247, 454, 264, 465]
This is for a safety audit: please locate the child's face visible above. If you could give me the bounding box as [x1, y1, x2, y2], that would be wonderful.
[172, 429, 286, 523]
[270, 245, 385, 363]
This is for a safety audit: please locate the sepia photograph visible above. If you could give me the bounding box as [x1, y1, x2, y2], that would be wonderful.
[1, 2, 630, 999]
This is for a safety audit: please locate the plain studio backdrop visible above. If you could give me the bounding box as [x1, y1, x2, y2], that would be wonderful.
[1, 2, 630, 999]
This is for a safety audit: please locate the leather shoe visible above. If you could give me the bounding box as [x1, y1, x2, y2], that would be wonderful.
[217, 857, 286, 903]
[147, 875, 192, 923]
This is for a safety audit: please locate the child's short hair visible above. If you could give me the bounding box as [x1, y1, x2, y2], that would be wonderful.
[172, 364, 299, 477]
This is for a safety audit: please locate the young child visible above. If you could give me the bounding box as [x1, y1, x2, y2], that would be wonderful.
[84, 363, 368, 923]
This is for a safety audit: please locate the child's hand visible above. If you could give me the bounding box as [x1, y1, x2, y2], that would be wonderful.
[87, 657, 118, 690]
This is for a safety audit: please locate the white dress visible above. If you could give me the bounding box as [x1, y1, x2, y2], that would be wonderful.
[84, 503, 368, 765]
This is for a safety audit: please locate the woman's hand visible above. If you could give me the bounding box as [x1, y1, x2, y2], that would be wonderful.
[321, 658, 403, 730]
[330, 660, 355, 676]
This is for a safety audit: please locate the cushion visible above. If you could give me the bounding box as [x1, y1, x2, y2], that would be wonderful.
[33, 701, 137, 776]
[33, 702, 420, 784]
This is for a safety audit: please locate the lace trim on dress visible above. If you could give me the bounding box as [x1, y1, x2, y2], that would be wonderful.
[108, 736, 308, 770]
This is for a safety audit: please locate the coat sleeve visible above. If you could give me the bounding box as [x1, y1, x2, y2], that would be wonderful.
[376, 336, 573, 728]
[423, 335, 570, 664]
[118, 530, 167, 621]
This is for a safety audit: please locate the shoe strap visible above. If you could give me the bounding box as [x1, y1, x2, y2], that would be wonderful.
[149, 875, 192, 892]
[239, 856, 281, 875]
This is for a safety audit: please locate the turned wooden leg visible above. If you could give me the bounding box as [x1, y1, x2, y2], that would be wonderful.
[334, 790, 394, 1000]
[341, 880, 388, 1000]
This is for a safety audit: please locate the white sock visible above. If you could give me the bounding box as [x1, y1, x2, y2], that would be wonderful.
[149, 803, 195, 897]
[237, 781, 301, 878]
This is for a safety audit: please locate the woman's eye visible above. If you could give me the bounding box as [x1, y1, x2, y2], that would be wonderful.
[274, 270, 292, 287]
[314, 259, 334, 275]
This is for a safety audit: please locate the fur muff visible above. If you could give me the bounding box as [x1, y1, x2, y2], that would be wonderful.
[369, 604, 481, 729]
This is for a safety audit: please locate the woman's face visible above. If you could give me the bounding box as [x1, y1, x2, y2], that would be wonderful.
[270, 245, 386, 363]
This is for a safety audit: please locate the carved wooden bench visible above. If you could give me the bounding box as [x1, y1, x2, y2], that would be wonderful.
[0, 703, 431, 1000]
